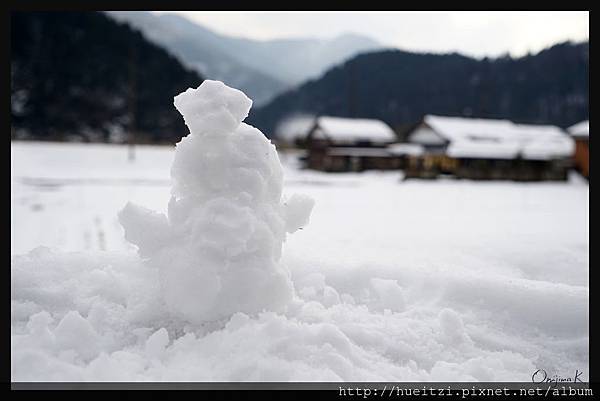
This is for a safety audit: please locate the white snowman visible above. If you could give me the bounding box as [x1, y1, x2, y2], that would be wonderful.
[119, 80, 314, 324]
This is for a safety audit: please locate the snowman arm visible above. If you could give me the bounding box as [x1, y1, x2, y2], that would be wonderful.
[283, 193, 315, 234]
[118, 202, 170, 257]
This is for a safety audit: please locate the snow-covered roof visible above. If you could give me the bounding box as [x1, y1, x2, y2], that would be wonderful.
[513, 124, 575, 160]
[421, 115, 574, 160]
[424, 115, 516, 144]
[313, 116, 397, 143]
[408, 126, 447, 146]
[275, 114, 317, 142]
[568, 120, 589, 138]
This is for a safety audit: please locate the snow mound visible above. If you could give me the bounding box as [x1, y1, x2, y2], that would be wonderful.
[11, 243, 587, 381]
[119, 80, 314, 324]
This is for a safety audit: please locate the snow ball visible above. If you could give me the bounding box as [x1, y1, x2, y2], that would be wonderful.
[145, 328, 169, 359]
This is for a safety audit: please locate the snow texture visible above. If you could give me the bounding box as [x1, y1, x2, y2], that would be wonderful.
[11, 108, 588, 381]
[118, 80, 314, 324]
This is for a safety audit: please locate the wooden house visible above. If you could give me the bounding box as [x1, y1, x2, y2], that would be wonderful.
[568, 120, 589, 179]
[405, 115, 575, 181]
[292, 116, 401, 172]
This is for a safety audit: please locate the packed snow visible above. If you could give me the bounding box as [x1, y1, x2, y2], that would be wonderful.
[120, 80, 314, 324]
[11, 83, 588, 382]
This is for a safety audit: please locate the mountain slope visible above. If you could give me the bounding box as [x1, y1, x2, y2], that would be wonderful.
[107, 12, 383, 105]
[11, 11, 203, 143]
[107, 11, 287, 106]
[248, 41, 589, 138]
[217, 32, 383, 85]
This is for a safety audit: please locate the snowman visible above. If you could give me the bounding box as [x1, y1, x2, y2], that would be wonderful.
[119, 80, 314, 324]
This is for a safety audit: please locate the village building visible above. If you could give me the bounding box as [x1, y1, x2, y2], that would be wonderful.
[387, 143, 425, 170]
[405, 115, 575, 181]
[277, 115, 403, 172]
[568, 120, 589, 179]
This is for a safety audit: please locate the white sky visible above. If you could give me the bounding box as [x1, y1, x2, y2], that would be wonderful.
[153, 11, 589, 58]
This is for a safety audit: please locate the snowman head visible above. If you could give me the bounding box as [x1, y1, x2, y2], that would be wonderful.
[173, 80, 253, 136]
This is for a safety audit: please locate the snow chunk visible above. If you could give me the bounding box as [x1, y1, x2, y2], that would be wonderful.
[283, 193, 315, 233]
[225, 312, 251, 331]
[145, 328, 169, 359]
[26, 311, 55, 348]
[119, 80, 314, 324]
[370, 278, 406, 312]
[438, 308, 470, 346]
[54, 311, 100, 361]
[118, 202, 170, 258]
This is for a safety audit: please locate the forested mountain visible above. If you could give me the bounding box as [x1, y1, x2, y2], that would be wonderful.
[11, 11, 203, 143]
[11, 11, 588, 145]
[248, 41, 589, 139]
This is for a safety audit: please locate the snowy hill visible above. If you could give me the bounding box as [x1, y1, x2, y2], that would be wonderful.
[107, 12, 383, 105]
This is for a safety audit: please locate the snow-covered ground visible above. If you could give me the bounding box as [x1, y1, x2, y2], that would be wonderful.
[11, 140, 589, 381]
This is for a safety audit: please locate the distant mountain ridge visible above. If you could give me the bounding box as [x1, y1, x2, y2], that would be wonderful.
[247, 41, 589, 138]
[107, 11, 384, 105]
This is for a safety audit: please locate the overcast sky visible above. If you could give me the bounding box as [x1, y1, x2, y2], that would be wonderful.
[153, 11, 589, 58]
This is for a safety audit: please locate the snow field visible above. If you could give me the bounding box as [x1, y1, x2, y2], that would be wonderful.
[12, 157, 588, 381]
[11, 81, 588, 381]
